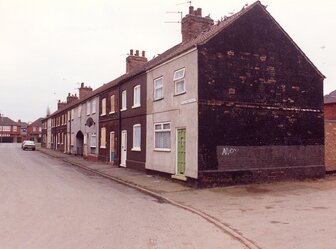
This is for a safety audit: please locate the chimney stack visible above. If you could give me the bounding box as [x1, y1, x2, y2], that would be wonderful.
[79, 82, 93, 99]
[66, 93, 78, 104]
[57, 100, 67, 110]
[181, 6, 214, 43]
[126, 49, 148, 73]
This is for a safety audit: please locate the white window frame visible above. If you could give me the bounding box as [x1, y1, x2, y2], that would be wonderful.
[154, 77, 163, 101]
[174, 68, 186, 95]
[154, 122, 171, 151]
[132, 124, 141, 151]
[13, 126, 17, 132]
[92, 99, 96, 114]
[90, 134, 97, 148]
[121, 90, 127, 111]
[110, 95, 115, 114]
[101, 98, 106, 116]
[132, 85, 141, 108]
[86, 101, 91, 116]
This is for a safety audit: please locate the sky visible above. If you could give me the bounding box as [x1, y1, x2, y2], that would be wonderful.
[0, 0, 335, 122]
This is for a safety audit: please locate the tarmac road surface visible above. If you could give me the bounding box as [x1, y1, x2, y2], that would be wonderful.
[0, 144, 246, 249]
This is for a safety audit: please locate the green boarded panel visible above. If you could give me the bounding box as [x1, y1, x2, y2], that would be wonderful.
[177, 129, 186, 175]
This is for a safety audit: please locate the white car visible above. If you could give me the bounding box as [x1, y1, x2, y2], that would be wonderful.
[22, 140, 36, 151]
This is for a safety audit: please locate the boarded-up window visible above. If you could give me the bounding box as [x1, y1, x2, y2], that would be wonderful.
[101, 98, 106, 115]
[110, 95, 115, 113]
[100, 127, 106, 148]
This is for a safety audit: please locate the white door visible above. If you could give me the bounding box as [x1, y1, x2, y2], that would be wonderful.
[120, 130, 127, 167]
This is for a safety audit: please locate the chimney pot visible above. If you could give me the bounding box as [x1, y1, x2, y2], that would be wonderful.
[81, 82, 84, 88]
[181, 6, 214, 42]
[189, 6, 194, 14]
[126, 49, 148, 73]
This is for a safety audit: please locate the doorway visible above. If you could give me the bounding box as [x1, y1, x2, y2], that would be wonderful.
[176, 128, 186, 176]
[76, 131, 84, 156]
[110, 132, 115, 163]
[120, 130, 127, 167]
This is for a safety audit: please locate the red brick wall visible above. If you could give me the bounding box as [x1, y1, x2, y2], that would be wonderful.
[324, 103, 336, 119]
[325, 121, 336, 171]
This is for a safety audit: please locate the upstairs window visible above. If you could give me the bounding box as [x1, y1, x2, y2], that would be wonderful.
[78, 105, 81, 118]
[92, 99, 96, 114]
[154, 77, 163, 100]
[101, 98, 106, 115]
[121, 90, 127, 111]
[174, 68, 186, 95]
[133, 85, 141, 108]
[86, 101, 91, 116]
[110, 95, 115, 113]
[13, 126, 17, 132]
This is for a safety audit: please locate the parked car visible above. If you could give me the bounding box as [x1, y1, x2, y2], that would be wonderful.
[22, 140, 36, 151]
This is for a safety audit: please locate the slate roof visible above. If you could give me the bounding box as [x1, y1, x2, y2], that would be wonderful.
[29, 117, 43, 127]
[46, 1, 324, 118]
[0, 116, 17, 126]
[324, 90, 336, 104]
[18, 121, 28, 129]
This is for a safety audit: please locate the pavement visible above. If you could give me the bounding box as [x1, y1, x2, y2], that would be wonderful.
[38, 147, 336, 249]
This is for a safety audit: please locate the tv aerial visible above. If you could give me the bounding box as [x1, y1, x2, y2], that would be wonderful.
[165, 1, 192, 24]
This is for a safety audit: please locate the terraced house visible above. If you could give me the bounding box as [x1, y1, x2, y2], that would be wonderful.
[42, 1, 325, 185]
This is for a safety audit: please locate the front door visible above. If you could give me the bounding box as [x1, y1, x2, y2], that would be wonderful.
[110, 132, 115, 163]
[176, 128, 186, 176]
[120, 130, 127, 167]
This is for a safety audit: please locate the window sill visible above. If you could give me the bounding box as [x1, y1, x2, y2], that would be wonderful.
[153, 97, 164, 102]
[100, 146, 106, 149]
[154, 148, 171, 152]
[100, 113, 106, 116]
[131, 147, 141, 152]
[120, 108, 127, 112]
[174, 91, 186, 96]
[90, 146, 96, 148]
[109, 111, 116, 114]
[132, 105, 141, 109]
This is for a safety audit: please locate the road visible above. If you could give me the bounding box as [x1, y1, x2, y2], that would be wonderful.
[0, 144, 246, 249]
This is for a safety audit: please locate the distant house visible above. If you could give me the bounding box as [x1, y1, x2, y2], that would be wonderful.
[0, 114, 21, 143]
[27, 118, 43, 143]
[17, 120, 28, 142]
[69, 85, 100, 161]
[324, 90, 336, 171]
[41, 1, 325, 185]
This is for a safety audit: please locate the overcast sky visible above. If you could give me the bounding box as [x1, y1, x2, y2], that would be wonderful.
[0, 0, 335, 122]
